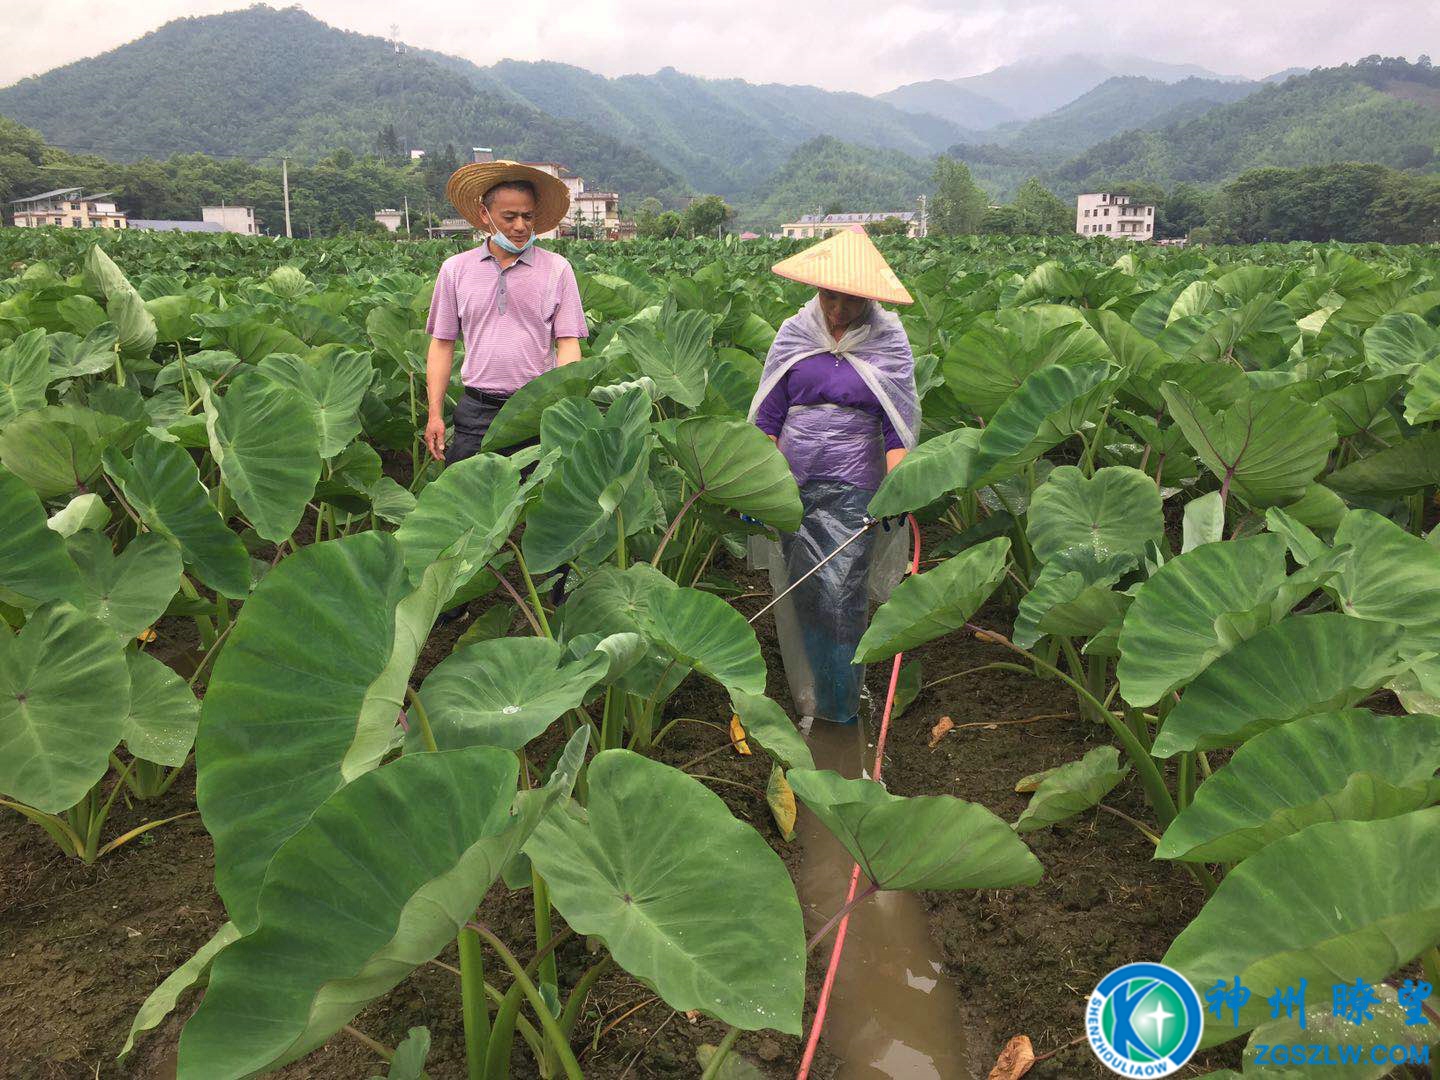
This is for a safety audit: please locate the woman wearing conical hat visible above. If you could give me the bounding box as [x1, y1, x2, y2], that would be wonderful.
[748, 227, 918, 726]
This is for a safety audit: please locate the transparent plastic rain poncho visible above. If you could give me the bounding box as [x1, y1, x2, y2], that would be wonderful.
[747, 297, 919, 723]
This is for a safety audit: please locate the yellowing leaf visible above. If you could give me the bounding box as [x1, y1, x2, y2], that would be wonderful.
[136, 627, 158, 643]
[729, 714, 751, 755]
[766, 765, 796, 842]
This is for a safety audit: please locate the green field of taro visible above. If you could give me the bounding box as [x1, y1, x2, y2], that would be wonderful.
[2, 227, 1439, 1079]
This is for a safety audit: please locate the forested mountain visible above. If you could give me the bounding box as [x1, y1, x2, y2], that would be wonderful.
[880, 54, 1239, 126]
[736, 136, 935, 227]
[984, 76, 1259, 162]
[868, 81, 1017, 131]
[426, 57, 970, 197]
[0, 5, 687, 200]
[1052, 57, 1440, 191]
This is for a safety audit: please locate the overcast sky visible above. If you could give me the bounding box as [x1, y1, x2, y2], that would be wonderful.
[2, 1, 1435, 95]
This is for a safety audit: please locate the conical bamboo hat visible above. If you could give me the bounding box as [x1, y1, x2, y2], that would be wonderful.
[771, 225, 913, 305]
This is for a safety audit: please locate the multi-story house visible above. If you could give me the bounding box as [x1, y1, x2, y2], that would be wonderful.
[10, 188, 128, 229]
[780, 212, 919, 239]
[1076, 192, 1155, 240]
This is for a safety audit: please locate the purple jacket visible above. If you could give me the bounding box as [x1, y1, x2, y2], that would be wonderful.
[754, 353, 902, 489]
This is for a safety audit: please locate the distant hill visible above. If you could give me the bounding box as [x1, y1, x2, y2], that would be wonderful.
[735, 135, 934, 228]
[427, 58, 971, 197]
[870, 81, 1017, 131]
[1052, 57, 1440, 191]
[980, 76, 1260, 163]
[881, 53, 1241, 127]
[0, 5, 687, 200]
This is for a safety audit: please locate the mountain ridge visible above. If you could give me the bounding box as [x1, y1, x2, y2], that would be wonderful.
[0, 6, 688, 200]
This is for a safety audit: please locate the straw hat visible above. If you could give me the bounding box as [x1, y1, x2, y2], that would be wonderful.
[446, 160, 571, 235]
[772, 225, 913, 305]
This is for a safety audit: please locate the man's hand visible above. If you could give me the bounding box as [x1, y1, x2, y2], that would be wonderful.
[424, 414, 447, 462]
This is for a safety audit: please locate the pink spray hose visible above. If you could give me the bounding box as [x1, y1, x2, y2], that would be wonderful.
[795, 513, 922, 1080]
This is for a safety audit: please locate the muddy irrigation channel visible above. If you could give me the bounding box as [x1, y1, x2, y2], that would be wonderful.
[1, 566, 1238, 1079]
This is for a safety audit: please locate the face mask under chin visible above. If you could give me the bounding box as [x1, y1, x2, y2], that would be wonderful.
[483, 212, 535, 254]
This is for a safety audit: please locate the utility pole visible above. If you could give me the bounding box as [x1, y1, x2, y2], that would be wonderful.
[403, 195, 410, 235]
[917, 194, 927, 238]
[282, 158, 293, 239]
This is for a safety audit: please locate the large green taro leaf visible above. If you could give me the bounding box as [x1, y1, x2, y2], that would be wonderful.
[197, 533, 469, 931]
[258, 350, 374, 459]
[0, 465, 84, 611]
[395, 453, 523, 590]
[560, 564, 689, 700]
[658, 415, 801, 529]
[1362, 310, 1439, 375]
[618, 306, 712, 408]
[1117, 534, 1288, 708]
[526, 750, 805, 1034]
[1151, 614, 1405, 756]
[942, 306, 1109, 419]
[1240, 982, 1439, 1079]
[0, 603, 130, 813]
[1405, 346, 1440, 424]
[0, 329, 50, 424]
[522, 406, 650, 574]
[1325, 430, 1440, 498]
[1026, 465, 1163, 566]
[728, 689, 815, 771]
[1014, 745, 1129, 833]
[1158, 709, 1440, 863]
[481, 354, 607, 451]
[84, 247, 156, 357]
[415, 637, 608, 751]
[644, 585, 765, 696]
[867, 427, 979, 518]
[0, 406, 107, 497]
[1164, 808, 1440, 1049]
[178, 748, 532, 1078]
[204, 370, 320, 543]
[966, 361, 1117, 486]
[123, 650, 200, 767]
[854, 536, 1010, 663]
[1331, 509, 1440, 651]
[1013, 553, 1133, 649]
[787, 769, 1044, 890]
[102, 435, 251, 599]
[66, 531, 182, 642]
[1160, 382, 1336, 508]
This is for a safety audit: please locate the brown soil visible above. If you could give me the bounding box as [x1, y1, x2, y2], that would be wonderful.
[876, 602, 1240, 1078]
[2, 554, 1235, 1079]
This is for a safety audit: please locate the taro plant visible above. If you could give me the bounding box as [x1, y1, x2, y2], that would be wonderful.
[117, 494, 1045, 1079]
[0, 466, 200, 860]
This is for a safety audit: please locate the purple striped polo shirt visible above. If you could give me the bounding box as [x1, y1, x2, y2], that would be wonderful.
[426, 242, 589, 393]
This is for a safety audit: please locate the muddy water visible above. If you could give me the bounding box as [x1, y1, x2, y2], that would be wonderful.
[795, 719, 975, 1080]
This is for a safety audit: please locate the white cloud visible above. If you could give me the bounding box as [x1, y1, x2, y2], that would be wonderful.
[0, 0, 1435, 95]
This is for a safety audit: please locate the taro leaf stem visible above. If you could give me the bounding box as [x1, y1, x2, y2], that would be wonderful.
[458, 926, 491, 1080]
[468, 922, 584, 1080]
[506, 541, 552, 639]
[967, 624, 1178, 831]
[806, 880, 882, 953]
[651, 488, 703, 567]
[698, 1024, 742, 1080]
[405, 686, 439, 753]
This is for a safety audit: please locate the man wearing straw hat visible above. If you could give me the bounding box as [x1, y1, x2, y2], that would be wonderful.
[423, 160, 588, 464]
